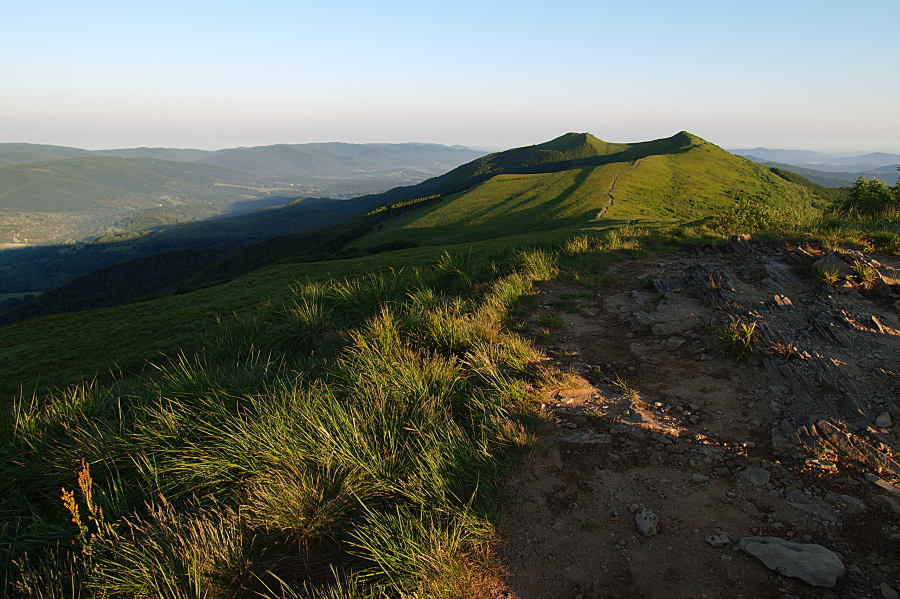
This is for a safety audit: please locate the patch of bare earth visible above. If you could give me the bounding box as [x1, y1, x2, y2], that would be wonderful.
[492, 239, 900, 599]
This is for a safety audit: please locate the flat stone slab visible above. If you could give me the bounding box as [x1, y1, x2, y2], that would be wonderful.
[785, 490, 837, 522]
[557, 432, 611, 445]
[739, 536, 846, 587]
[812, 254, 855, 278]
[741, 466, 771, 486]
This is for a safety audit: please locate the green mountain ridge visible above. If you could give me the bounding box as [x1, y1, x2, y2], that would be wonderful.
[350, 131, 828, 250]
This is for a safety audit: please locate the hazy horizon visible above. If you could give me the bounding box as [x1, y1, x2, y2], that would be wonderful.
[3, 0, 898, 154]
[4, 137, 899, 157]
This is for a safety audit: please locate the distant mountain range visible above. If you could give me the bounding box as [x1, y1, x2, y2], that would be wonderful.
[729, 147, 900, 186]
[0, 141, 487, 175]
[0, 142, 488, 243]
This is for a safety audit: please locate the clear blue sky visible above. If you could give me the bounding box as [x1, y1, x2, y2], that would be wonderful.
[3, 0, 898, 152]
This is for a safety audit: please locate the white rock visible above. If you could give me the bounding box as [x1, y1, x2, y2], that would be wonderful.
[739, 536, 846, 588]
[635, 507, 658, 536]
[705, 533, 730, 548]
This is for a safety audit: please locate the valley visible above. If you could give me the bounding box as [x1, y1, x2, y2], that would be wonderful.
[0, 141, 487, 244]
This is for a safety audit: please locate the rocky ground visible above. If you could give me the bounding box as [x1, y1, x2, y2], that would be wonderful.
[494, 237, 900, 599]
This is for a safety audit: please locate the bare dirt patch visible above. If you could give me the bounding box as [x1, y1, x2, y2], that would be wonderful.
[493, 239, 900, 599]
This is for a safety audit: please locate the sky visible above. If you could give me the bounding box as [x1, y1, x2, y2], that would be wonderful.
[3, 0, 899, 153]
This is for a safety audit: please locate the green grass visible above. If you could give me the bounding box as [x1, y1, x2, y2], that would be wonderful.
[714, 317, 758, 360]
[0, 246, 471, 401]
[1, 243, 569, 597]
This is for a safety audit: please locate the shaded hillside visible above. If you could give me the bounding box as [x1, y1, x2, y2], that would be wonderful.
[0, 195, 378, 296]
[0, 248, 228, 325]
[752, 161, 900, 187]
[0, 143, 97, 164]
[730, 147, 900, 171]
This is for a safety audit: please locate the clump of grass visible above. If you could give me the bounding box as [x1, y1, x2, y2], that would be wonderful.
[348, 506, 495, 599]
[89, 502, 253, 598]
[770, 341, 798, 361]
[561, 235, 593, 255]
[517, 248, 558, 282]
[706, 273, 727, 290]
[263, 296, 335, 356]
[714, 317, 757, 360]
[535, 313, 563, 330]
[851, 259, 879, 288]
[611, 374, 639, 400]
[243, 461, 369, 551]
[601, 228, 644, 251]
[815, 266, 842, 285]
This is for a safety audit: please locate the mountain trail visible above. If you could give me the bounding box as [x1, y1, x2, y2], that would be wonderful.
[490, 238, 900, 599]
[596, 158, 644, 219]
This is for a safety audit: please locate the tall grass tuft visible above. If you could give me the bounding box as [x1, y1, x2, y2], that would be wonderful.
[244, 461, 370, 551]
[89, 503, 252, 599]
[349, 506, 494, 598]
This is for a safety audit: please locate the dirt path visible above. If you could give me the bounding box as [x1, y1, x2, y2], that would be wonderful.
[596, 159, 644, 219]
[493, 239, 900, 599]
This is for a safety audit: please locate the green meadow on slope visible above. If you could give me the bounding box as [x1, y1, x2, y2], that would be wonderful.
[2, 131, 864, 598]
[352, 132, 828, 250]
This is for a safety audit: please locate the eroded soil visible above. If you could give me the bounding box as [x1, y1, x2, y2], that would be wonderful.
[495, 239, 900, 599]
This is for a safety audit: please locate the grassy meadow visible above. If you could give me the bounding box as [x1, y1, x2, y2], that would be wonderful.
[1, 238, 608, 598]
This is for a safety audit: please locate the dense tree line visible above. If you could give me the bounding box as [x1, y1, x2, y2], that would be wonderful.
[837, 172, 900, 215]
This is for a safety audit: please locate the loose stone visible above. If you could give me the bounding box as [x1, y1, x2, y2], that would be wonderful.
[739, 536, 846, 588]
[635, 507, 659, 537]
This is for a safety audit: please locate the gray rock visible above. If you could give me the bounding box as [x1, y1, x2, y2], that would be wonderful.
[635, 507, 658, 537]
[705, 533, 730, 548]
[839, 494, 866, 512]
[812, 254, 855, 278]
[741, 466, 771, 486]
[691, 473, 711, 483]
[866, 474, 900, 497]
[874, 495, 900, 515]
[875, 412, 893, 428]
[785, 490, 837, 522]
[633, 310, 652, 326]
[665, 337, 686, 350]
[739, 536, 846, 588]
[882, 582, 899, 599]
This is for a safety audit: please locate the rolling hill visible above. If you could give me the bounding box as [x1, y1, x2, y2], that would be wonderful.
[0, 142, 488, 244]
[349, 131, 830, 250]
